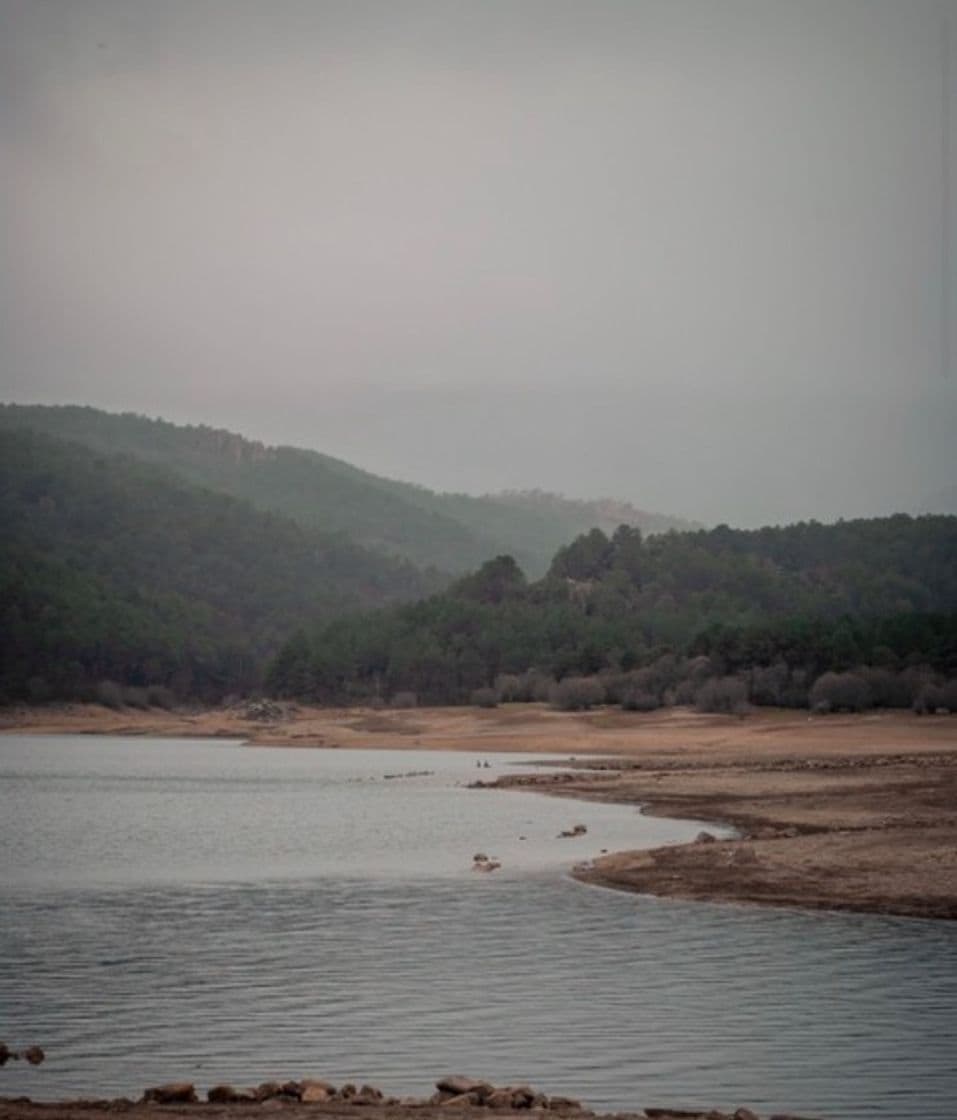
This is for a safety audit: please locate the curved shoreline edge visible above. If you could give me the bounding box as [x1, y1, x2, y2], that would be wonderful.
[3, 702, 956, 919]
[483, 761, 957, 920]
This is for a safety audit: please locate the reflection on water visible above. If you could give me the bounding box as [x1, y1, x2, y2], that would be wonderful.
[1, 736, 956, 1120]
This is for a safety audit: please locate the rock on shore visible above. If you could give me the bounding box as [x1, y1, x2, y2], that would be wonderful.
[0, 1071, 822, 1120]
[58, 1074, 817, 1120]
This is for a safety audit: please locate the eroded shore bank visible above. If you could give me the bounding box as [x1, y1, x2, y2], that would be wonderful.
[2, 703, 956, 918]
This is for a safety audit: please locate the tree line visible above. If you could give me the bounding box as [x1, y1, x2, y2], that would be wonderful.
[4, 420, 955, 712]
[266, 519, 957, 712]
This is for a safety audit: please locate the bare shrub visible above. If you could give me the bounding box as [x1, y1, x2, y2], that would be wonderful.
[672, 678, 697, 706]
[122, 686, 150, 709]
[915, 679, 957, 714]
[96, 679, 124, 709]
[808, 672, 871, 713]
[493, 673, 524, 702]
[902, 667, 935, 708]
[390, 691, 418, 709]
[621, 688, 662, 712]
[520, 669, 555, 702]
[685, 655, 714, 684]
[781, 667, 810, 709]
[471, 687, 498, 709]
[648, 653, 681, 692]
[858, 667, 912, 709]
[632, 666, 664, 699]
[550, 676, 606, 711]
[749, 662, 790, 707]
[913, 684, 938, 714]
[598, 670, 632, 706]
[939, 679, 957, 711]
[695, 675, 748, 714]
[146, 685, 176, 710]
[618, 667, 665, 711]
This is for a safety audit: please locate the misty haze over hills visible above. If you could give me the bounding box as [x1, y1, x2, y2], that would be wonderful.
[0, 404, 697, 576]
[2, 0, 955, 527]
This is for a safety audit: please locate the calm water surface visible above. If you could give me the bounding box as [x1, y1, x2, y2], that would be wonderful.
[1, 735, 956, 1120]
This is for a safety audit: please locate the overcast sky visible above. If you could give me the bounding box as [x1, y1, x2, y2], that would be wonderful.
[2, 0, 955, 525]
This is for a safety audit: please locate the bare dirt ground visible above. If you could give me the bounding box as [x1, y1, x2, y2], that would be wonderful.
[3, 703, 956, 918]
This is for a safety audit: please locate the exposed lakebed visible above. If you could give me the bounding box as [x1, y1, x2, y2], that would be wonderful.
[1, 735, 956, 1119]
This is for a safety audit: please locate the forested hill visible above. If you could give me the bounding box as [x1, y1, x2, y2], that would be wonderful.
[0, 405, 695, 575]
[267, 517, 957, 710]
[0, 428, 438, 703]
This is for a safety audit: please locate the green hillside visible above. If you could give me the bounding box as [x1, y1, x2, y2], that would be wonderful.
[0, 428, 438, 703]
[4, 416, 953, 710]
[0, 405, 695, 575]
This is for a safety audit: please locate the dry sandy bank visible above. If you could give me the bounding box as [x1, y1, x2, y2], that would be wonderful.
[2, 700, 955, 756]
[2, 702, 955, 919]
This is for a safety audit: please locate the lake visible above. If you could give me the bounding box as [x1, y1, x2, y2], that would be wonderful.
[1, 735, 956, 1119]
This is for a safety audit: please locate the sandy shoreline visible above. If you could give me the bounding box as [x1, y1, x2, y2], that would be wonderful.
[3, 702, 956, 919]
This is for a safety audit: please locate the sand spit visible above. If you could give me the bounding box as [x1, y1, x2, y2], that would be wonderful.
[2, 703, 955, 918]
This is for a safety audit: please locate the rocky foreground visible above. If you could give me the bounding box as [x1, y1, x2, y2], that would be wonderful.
[0, 1075, 820, 1120]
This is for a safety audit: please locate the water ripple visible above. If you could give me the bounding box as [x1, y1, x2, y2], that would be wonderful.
[2, 736, 956, 1120]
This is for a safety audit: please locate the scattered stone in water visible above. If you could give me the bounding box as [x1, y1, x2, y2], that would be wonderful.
[0, 1043, 11, 1065]
[300, 1080, 336, 1103]
[207, 1085, 242, 1103]
[472, 852, 501, 871]
[120, 1074, 812, 1119]
[695, 831, 716, 844]
[21, 1047, 44, 1066]
[558, 824, 588, 838]
[253, 1081, 285, 1101]
[142, 1083, 197, 1104]
[436, 1076, 493, 1098]
[547, 1097, 583, 1112]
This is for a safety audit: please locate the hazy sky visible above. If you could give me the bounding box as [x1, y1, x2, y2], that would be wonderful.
[2, 0, 955, 525]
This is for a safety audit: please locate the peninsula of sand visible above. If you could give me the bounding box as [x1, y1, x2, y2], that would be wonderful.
[3, 703, 956, 919]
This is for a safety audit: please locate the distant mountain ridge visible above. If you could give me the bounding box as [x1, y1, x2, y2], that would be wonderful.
[0, 404, 696, 575]
[0, 427, 438, 702]
[487, 489, 701, 539]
